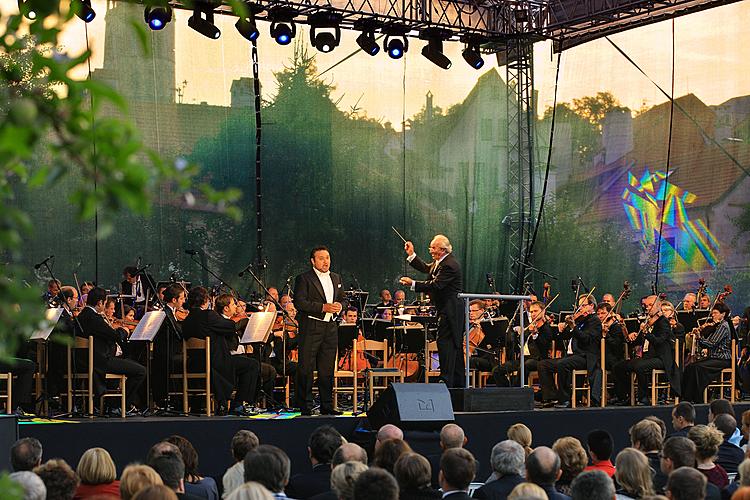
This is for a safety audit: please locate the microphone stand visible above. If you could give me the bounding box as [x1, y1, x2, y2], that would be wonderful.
[188, 254, 243, 301]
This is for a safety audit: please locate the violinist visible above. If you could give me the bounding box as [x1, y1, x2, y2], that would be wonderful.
[493, 300, 553, 387]
[269, 299, 299, 377]
[681, 302, 732, 403]
[611, 295, 677, 406]
[698, 294, 711, 310]
[680, 293, 697, 312]
[42, 279, 62, 305]
[45, 286, 80, 400]
[103, 298, 130, 357]
[151, 283, 185, 407]
[262, 287, 280, 312]
[601, 294, 616, 309]
[467, 300, 494, 373]
[538, 294, 602, 408]
[662, 301, 685, 345]
[598, 302, 626, 370]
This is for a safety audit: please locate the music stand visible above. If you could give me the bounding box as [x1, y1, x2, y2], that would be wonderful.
[31, 308, 64, 341]
[129, 310, 167, 410]
[240, 312, 276, 345]
[623, 318, 640, 335]
[338, 324, 359, 354]
[480, 319, 508, 352]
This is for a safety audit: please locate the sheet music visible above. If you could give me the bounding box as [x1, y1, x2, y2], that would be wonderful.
[30, 308, 64, 341]
[240, 311, 276, 344]
[129, 311, 167, 341]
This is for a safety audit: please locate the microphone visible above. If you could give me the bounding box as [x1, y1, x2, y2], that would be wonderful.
[34, 255, 54, 270]
[185, 249, 199, 255]
[238, 263, 252, 277]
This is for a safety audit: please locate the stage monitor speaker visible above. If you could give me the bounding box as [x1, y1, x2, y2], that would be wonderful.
[449, 387, 534, 412]
[368, 383, 454, 431]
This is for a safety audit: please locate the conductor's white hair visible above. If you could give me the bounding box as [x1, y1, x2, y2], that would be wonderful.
[432, 235, 452, 253]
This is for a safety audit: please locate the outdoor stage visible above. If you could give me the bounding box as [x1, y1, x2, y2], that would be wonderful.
[14, 403, 750, 485]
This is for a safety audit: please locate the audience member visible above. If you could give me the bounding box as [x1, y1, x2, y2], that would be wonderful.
[11, 437, 43, 472]
[439, 448, 476, 500]
[506, 482, 547, 500]
[474, 440, 525, 500]
[132, 484, 179, 500]
[243, 445, 292, 499]
[223, 430, 260, 499]
[9, 470, 46, 500]
[569, 470, 615, 500]
[645, 417, 668, 441]
[660, 437, 719, 500]
[740, 412, 750, 452]
[287, 426, 344, 499]
[226, 483, 274, 500]
[121, 464, 164, 500]
[688, 425, 729, 489]
[74, 447, 120, 499]
[330, 462, 369, 500]
[166, 435, 219, 500]
[714, 415, 744, 474]
[376, 425, 404, 451]
[147, 449, 201, 500]
[507, 424, 533, 458]
[731, 488, 750, 500]
[614, 448, 654, 499]
[585, 430, 616, 478]
[353, 468, 399, 500]
[709, 401, 742, 447]
[394, 453, 440, 500]
[723, 458, 750, 499]
[441, 424, 468, 450]
[147, 442, 182, 465]
[373, 439, 413, 475]
[527, 446, 571, 500]
[665, 467, 707, 500]
[35, 459, 80, 500]
[553, 437, 588, 495]
[671, 403, 696, 438]
[332, 444, 368, 466]
[630, 419, 666, 493]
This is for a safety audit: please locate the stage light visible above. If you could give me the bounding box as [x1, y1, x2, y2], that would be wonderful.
[462, 43, 484, 69]
[384, 35, 408, 59]
[308, 13, 341, 53]
[236, 16, 260, 41]
[421, 37, 451, 69]
[188, 4, 221, 39]
[72, 0, 95, 23]
[312, 31, 338, 52]
[144, 6, 172, 31]
[18, 0, 36, 20]
[356, 30, 379, 56]
[270, 22, 295, 45]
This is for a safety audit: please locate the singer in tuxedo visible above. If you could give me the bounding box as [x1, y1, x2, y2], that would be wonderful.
[293, 246, 346, 415]
[400, 235, 465, 387]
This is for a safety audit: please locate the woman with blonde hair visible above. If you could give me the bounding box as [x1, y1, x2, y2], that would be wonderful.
[226, 482, 275, 500]
[132, 484, 178, 500]
[688, 424, 729, 489]
[614, 448, 654, 500]
[507, 482, 548, 500]
[75, 447, 120, 499]
[508, 424, 533, 457]
[120, 464, 163, 500]
[552, 437, 588, 495]
[331, 461, 369, 500]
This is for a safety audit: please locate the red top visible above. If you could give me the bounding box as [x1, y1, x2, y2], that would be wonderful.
[585, 460, 616, 478]
[74, 481, 121, 499]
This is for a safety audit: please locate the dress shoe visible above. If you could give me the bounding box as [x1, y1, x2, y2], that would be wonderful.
[554, 401, 572, 408]
[614, 399, 631, 407]
[320, 408, 343, 416]
[637, 397, 651, 406]
[299, 409, 313, 416]
[230, 404, 258, 417]
[542, 400, 558, 408]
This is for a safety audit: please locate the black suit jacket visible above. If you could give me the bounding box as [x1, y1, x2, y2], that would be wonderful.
[528, 323, 554, 360]
[604, 321, 626, 366]
[717, 440, 744, 474]
[473, 474, 525, 500]
[409, 253, 463, 347]
[441, 492, 472, 500]
[286, 464, 331, 500]
[293, 270, 345, 332]
[399, 487, 442, 500]
[644, 315, 681, 394]
[76, 307, 120, 367]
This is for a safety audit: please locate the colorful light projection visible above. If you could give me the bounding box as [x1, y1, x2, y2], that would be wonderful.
[621, 168, 720, 276]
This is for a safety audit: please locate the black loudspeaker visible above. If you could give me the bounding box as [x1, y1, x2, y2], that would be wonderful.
[368, 383, 455, 431]
[0, 415, 18, 471]
[449, 387, 534, 412]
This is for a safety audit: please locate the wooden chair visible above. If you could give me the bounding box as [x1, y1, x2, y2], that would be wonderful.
[365, 340, 403, 403]
[424, 341, 441, 383]
[629, 339, 681, 406]
[599, 338, 608, 407]
[333, 341, 359, 413]
[66, 336, 126, 417]
[704, 339, 736, 403]
[273, 375, 291, 408]
[178, 338, 213, 416]
[0, 372, 12, 414]
[571, 369, 591, 408]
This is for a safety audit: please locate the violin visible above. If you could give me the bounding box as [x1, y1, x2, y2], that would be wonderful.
[175, 307, 189, 322]
[563, 288, 596, 330]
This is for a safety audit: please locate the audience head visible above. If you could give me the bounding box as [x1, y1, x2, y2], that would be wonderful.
[672, 402, 696, 431]
[490, 440, 525, 477]
[376, 424, 404, 451]
[309, 425, 344, 465]
[76, 447, 117, 486]
[731, 487, 750, 500]
[231, 430, 260, 463]
[146, 441, 181, 465]
[11, 437, 43, 472]
[225, 482, 275, 500]
[147, 452, 185, 493]
[439, 448, 476, 492]
[507, 482, 548, 500]
[739, 459, 750, 486]
[507, 423, 533, 457]
[666, 466, 707, 500]
[9, 471, 46, 500]
[373, 438, 412, 474]
[587, 430, 614, 462]
[165, 435, 200, 479]
[353, 468, 399, 500]
[570, 470, 615, 500]
[553, 436, 588, 482]
[243, 444, 291, 494]
[394, 453, 432, 491]
[440, 424, 467, 450]
[630, 419, 664, 452]
[714, 414, 738, 441]
[645, 416, 668, 440]
[331, 461, 369, 500]
[120, 464, 164, 500]
[527, 446, 562, 486]
[687, 425, 723, 462]
[132, 484, 179, 500]
[615, 448, 654, 498]
[661, 437, 697, 474]
[332, 443, 368, 466]
[708, 399, 735, 422]
[34, 459, 80, 500]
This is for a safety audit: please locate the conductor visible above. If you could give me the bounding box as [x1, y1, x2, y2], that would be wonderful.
[293, 246, 346, 415]
[400, 235, 465, 387]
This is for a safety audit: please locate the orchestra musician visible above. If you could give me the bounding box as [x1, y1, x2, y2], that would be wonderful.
[537, 294, 602, 408]
[698, 294, 711, 310]
[681, 302, 732, 403]
[598, 302, 626, 370]
[337, 307, 372, 372]
[269, 300, 299, 377]
[601, 294, 616, 309]
[662, 301, 685, 345]
[45, 286, 80, 400]
[374, 290, 394, 311]
[151, 283, 185, 407]
[493, 300, 553, 387]
[680, 293, 697, 312]
[611, 295, 679, 406]
[293, 245, 346, 416]
[76, 287, 146, 416]
[466, 300, 495, 373]
[400, 235, 465, 388]
[42, 279, 61, 304]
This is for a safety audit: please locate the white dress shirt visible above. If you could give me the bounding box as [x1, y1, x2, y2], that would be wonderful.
[406, 252, 449, 291]
[313, 267, 334, 322]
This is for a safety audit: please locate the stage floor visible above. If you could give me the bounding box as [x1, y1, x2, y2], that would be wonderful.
[17, 403, 750, 484]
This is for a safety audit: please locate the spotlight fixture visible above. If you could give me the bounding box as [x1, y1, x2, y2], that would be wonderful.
[236, 16, 260, 41]
[421, 36, 451, 69]
[384, 35, 408, 59]
[188, 4, 221, 39]
[308, 12, 342, 53]
[268, 8, 298, 46]
[461, 39, 484, 69]
[18, 0, 36, 20]
[144, 5, 172, 31]
[72, 0, 95, 23]
[354, 19, 380, 56]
